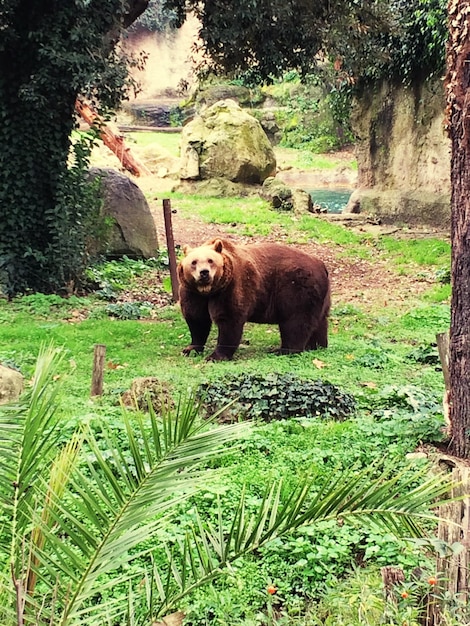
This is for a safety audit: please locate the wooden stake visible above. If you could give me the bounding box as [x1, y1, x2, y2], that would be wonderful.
[90, 344, 106, 397]
[163, 199, 180, 302]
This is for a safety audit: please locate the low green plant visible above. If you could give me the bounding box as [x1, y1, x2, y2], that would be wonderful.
[377, 237, 451, 269]
[0, 346, 453, 625]
[435, 267, 451, 284]
[198, 372, 356, 422]
[356, 385, 445, 445]
[408, 343, 440, 365]
[86, 254, 169, 292]
[15, 293, 91, 317]
[105, 301, 154, 319]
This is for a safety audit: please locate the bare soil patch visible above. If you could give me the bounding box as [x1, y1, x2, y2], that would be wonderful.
[113, 145, 444, 312]
[149, 204, 436, 312]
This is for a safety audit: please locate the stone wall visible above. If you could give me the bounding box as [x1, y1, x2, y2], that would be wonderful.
[349, 79, 451, 227]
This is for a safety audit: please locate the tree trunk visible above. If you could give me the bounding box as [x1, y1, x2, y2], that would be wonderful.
[446, 0, 470, 458]
[75, 99, 152, 177]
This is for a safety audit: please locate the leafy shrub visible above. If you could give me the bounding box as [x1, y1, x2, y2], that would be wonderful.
[105, 301, 153, 320]
[86, 252, 170, 293]
[407, 343, 440, 365]
[197, 373, 355, 422]
[435, 267, 451, 284]
[358, 385, 445, 444]
[15, 293, 90, 317]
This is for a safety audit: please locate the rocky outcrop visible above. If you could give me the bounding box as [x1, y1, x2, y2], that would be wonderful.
[347, 79, 451, 227]
[260, 177, 313, 213]
[88, 168, 158, 258]
[180, 99, 277, 184]
[0, 364, 23, 404]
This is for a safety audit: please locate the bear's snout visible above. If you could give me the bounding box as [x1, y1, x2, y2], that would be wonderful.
[197, 267, 212, 285]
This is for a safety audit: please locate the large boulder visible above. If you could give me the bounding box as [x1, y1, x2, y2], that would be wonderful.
[0, 364, 23, 405]
[88, 168, 158, 258]
[180, 99, 277, 184]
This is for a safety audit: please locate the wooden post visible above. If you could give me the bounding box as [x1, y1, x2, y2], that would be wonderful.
[381, 566, 405, 604]
[427, 462, 470, 626]
[436, 332, 450, 391]
[163, 198, 180, 302]
[90, 344, 106, 397]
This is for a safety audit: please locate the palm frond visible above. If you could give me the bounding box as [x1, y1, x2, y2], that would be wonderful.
[151, 464, 453, 616]
[0, 344, 67, 582]
[23, 396, 250, 625]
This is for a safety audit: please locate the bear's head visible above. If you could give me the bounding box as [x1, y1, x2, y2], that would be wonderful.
[178, 239, 228, 294]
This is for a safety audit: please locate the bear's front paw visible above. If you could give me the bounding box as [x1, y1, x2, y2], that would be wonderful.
[182, 345, 204, 356]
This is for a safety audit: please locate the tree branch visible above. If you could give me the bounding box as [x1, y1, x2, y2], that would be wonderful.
[123, 0, 150, 28]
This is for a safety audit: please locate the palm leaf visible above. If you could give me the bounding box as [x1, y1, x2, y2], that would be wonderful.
[151, 464, 453, 617]
[21, 393, 251, 625]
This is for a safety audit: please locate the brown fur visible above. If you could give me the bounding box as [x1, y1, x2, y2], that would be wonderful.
[177, 238, 330, 361]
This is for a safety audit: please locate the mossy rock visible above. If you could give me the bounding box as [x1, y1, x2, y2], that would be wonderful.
[121, 377, 174, 413]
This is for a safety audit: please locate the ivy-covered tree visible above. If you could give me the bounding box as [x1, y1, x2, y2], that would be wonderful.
[0, 0, 149, 296]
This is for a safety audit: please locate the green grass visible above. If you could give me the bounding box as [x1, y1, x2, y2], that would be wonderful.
[291, 150, 357, 171]
[124, 130, 181, 156]
[0, 210, 455, 625]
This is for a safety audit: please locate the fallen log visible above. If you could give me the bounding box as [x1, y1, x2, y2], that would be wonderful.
[75, 99, 152, 177]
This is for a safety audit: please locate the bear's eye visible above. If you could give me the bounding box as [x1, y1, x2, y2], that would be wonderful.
[207, 258, 213, 264]
[191, 259, 198, 267]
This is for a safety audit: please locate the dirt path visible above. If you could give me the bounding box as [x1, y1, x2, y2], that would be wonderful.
[151, 206, 436, 312]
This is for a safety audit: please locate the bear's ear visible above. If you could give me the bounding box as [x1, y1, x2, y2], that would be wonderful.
[182, 244, 192, 256]
[212, 239, 223, 253]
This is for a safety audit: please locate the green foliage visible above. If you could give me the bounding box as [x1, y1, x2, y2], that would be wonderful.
[267, 73, 354, 152]
[197, 373, 356, 422]
[382, 0, 448, 82]
[435, 267, 451, 284]
[105, 301, 154, 319]
[408, 343, 440, 365]
[357, 384, 445, 444]
[165, 0, 446, 87]
[0, 2, 143, 295]
[401, 305, 450, 332]
[87, 254, 169, 290]
[14, 293, 90, 318]
[313, 562, 470, 626]
[377, 236, 451, 268]
[0, 347, 451, 624]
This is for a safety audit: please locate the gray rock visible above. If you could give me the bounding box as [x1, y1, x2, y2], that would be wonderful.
[0, 364, 23, 405]
[88, 168, 158, 258]
[260, 177, 313, 213]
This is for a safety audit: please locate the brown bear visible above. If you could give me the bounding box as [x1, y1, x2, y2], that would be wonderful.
[177, 238, 330, 361]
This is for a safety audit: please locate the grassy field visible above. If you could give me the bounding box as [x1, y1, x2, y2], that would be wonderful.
[1, 140, 460, 625]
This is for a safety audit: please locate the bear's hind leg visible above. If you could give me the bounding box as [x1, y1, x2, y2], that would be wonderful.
[278, 319, 310, 354]
[306, 315, 328, 350]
